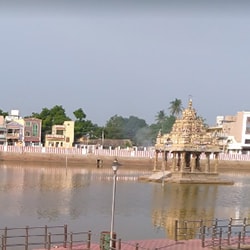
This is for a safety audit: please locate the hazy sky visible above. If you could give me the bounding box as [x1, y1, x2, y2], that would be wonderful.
[1, 1, 250, 126]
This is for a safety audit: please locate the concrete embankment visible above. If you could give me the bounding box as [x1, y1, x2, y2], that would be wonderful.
[0, 151, 154, 170]
[0, 151, 250, 172]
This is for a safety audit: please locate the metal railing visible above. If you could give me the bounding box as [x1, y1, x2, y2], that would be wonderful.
[0, 225, 91, 250]
[2, 219, 250, 250]
[174, 217, 250, 249]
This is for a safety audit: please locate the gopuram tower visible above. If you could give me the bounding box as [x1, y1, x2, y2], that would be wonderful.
[154, 99, 232, 184]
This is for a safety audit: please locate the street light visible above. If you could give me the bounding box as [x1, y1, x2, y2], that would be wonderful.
[110, 158, 120, 250]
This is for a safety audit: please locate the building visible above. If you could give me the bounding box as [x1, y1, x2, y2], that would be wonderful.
[217, 111, 250, 154]
[6, 120, 23, 145]
[5, 110, 23, 145]
[1, 110, 42, 146]
[0, 116, 7, 145]
[23, 118, 42, 146]
[5, 117, 42, 146]
[5, 109, 21, 122]
[45, 121, 75, 148]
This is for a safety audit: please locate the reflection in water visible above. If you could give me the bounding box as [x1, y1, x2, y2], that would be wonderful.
[0, 163, 250, 241]
[152, 184, 218, 239]
[151, 173, 250, 239]
[0, 165, 91, 220]
[0, 163, 156, 240]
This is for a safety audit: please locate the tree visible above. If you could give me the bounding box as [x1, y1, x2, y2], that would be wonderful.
[154, 109, 176, 135]
[149, 114, 176, 143]
[162, 115, 176, 133]
[50, 105, 71, 125]
[104, 115, 148, 145]
[73, 108, 87, 141]
[123, 116, 147, 142]
[155, 110, 166, 131]
[21, 101, 184, 147]
[0, 109, 8, 117]
[197, 115, 208, 128]
[105, 115, 125, 139]
[73, 108, 100, 142]
[73, 108, 86, 122]
[31, 105, 71, 143]
[169, 98, 183, 117]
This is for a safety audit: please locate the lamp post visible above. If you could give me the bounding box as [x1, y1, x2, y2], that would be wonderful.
[110, 158, 119, 250]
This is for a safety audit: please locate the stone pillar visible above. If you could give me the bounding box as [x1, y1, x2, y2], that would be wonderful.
[180, 152, 185, 172]
[177, 152, 181, 171]
[172, 152, 177, 172]
[205, 153, 210, 173]
[191, 153, 195, 172]
[196, 154, 201, 171]
[153, 151, 158, 171]
[161, 151, 167, 171]
[214, 153, 219, 173]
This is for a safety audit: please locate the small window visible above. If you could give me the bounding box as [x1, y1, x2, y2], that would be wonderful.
[246, 117, 250, 134]
[245, 139, 250, 144]
[32, 123, 38, 136]
[56, 130, 64, 135]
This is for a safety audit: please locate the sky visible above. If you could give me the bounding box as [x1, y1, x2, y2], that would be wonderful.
[1, 1, 250, 126]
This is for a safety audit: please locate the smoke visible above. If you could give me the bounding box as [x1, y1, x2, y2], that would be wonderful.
[134, 127, 155, 147]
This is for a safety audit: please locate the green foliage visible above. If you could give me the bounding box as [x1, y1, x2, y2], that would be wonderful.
[73, 108, 86, 121]
[17, 97, 186, 146]
[105, 115, 125, 139]
[168, 98, 183, 117]
[197, 115, 208, 128]
[104, 115, 148, 145]
[162, 115, 176, 133]
[148, 123, 161, 144]
[155, 110, 166, 126]
[154, 107, 176, 132]
[31, 105, 71, 143]
[0, 109, 8, 117]
[123, 116, 147, 142]
[148, 115, 175, 145]
[73, 108, 100, 141]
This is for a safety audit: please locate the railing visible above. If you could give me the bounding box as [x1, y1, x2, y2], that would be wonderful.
[0, 145, 156, 159]
[5, 134, 20, 139]
[47, 230, 91, 250]
[45, 134, 65, 139]
[1, 145, 250, 162]
[174, 217, 250, 249]
[0, 225, 91, 250]
[2, 219, 250, 250]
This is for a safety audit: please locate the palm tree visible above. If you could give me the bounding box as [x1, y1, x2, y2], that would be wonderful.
[169, 98, 183, 117]
[155, 110, 166, 131]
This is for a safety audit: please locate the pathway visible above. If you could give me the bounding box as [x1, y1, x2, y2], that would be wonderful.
[33, 238, 214, 250]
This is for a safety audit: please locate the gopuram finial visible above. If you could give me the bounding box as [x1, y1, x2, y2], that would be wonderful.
[188, 95, 193, 109]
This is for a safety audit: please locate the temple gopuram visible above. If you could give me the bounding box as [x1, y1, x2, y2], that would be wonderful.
[152, 99, 233, 184]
